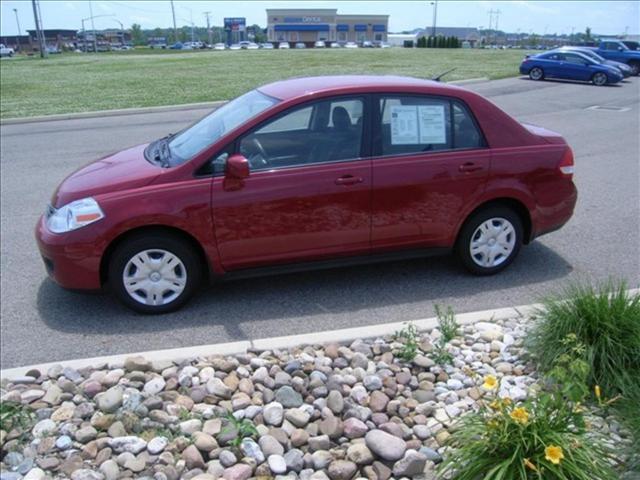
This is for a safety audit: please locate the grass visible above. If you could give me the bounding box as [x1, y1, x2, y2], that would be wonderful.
[0, 48, 531, 119]
[527, 282, 640, 470]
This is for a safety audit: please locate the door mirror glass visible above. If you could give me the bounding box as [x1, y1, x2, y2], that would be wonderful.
[226, 154, 250, 179]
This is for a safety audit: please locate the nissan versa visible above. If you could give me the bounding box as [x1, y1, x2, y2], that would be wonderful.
[36, 76, 577, 314]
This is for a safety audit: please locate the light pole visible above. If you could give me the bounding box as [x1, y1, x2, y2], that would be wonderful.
[31, 0, 46, 58]
[204, 11, 212, 46]
[13, 8, 22, 51]
[81, 14, 114, 52]
[430, 0, 438, 38]
[112, 19, 125, 47]
[170, 0, 178, 43]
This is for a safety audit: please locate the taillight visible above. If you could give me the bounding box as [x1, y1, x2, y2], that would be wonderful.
[559, 147, 574, 177]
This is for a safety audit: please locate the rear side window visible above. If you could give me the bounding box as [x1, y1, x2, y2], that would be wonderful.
[375, 96, 484, 156]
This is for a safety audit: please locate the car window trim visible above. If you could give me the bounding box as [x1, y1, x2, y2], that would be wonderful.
[371, 93, 488, 158]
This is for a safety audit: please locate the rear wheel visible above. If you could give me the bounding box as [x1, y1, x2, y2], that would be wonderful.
[592, 72, 608, 86]
[629, 61, 640, 76]
[456, 206, 523, 275]
[529, 67, 544, 81]
[108, 233, 202, 314]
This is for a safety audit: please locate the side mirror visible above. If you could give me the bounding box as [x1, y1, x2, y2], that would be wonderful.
[618, 46, 624, 51]
[225, 153, 250, 179]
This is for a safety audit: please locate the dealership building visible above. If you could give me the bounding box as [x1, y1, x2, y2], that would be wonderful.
[266, 9, 389, 46]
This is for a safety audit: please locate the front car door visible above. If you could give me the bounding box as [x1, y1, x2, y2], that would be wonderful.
[211, 96, 372, 270]
[370, 94, 490, 250]
[561, 53, 593, 81]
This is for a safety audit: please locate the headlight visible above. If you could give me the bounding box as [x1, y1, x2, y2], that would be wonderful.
[46, 197, 105, 233]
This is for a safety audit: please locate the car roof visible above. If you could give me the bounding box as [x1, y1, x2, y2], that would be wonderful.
[258, 75, 464, 101]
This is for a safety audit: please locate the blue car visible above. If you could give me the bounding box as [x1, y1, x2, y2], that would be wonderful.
[557, 46, 633, 78]
[519, 50, 624, 86]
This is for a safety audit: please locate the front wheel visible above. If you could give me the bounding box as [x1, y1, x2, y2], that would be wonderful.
[592, 72, 608, 86]
[529, 67, 544, 81]
[628, 61, 640, 76]
[456, 207, 523, 275]
[108, 233, 202, 314]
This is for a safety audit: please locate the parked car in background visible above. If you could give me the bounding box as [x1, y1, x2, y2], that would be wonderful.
[45, 45, 61, 54]
[229, 44, 241, 50]
[520, 51, 624, 85]
[213, 43, 226, 50]
[345, 42, 358, 49]
[261, 43, 274, 49]
[557, 46, 633, 78]
[295, 42, 306, 49]
[379, 42, 391, 49]
[246, 42, 259, 50]
[621, 40, 639, 51]
[278, 42, 290, 49]
[362, 41, 374, 48]
[330, 42, 341, 48]
[36, 75, 577, 313]
[169, 42, 183, 50]
[0, 44, 15, 57]
[588, 40, 640, 75]
[314, 41, 326, 48]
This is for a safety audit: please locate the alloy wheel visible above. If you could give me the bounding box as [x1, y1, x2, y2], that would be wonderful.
[122, 249, 187, 306]
[592, 72, 607, 86]
[530, 68, 543, 80]
[469, 218, 516, 268]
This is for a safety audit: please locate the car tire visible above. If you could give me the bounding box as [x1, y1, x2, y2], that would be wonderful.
[456, 206, 523, 276]
[108, 233, 202, 314]
[529, 67, 544, 81]
[591, 72, 608, 86]
[629, 61, 640, 76]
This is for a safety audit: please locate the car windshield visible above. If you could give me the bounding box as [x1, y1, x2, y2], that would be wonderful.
[167, 89, 279, 165]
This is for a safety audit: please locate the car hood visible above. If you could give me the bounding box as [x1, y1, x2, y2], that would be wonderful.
[51, 143, 162, 208]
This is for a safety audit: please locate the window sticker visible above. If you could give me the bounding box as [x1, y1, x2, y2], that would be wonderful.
[418, 105, 447, 144]
[390, 105, 419, 144]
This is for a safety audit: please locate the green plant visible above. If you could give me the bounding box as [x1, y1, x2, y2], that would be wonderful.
[395, 322, 420, 362]
[0, 401, 33, 433]
[438, 376, 619, 480]
[545, 334, 590, 403]
[528, 282, 639, 394]
[140, 427, 177, 442]
[220, 411, 258, 447]
[430, 304, 459, 365]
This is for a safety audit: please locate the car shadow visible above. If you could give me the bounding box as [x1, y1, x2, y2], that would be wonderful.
[519, 76, 623, 87]
[37, 240, 573, 339]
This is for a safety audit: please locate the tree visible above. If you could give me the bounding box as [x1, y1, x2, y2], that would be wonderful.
[438, 36, 445, 48]
[585, 27, 592, 41]
[250, 24, 267, 43]
[426, 36, 432, 48]
[131, 23, 145, 46]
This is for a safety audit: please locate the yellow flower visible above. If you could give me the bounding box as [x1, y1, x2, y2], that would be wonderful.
[483, 375, 498, 390]
[545, 445, 565, 465]
[595, 385, 601, 400]
[524, 458, 538, 472]
[501, 397, 512, 407]
[487, 419, 500, 430]
[489, 399, 502, 410]
[510, 407, 530, 425]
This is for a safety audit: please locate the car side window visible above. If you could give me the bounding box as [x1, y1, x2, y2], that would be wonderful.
[376, 96, 452, 156]
[452, 102, 484, 149]
[239, 98, 364, 170]
[564, 53, 587, 65]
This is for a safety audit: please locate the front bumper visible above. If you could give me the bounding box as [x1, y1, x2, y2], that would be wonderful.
[35, 216, 103, 290]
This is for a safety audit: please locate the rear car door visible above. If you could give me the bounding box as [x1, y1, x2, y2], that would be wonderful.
[370, 94, 490, 250]
[210, 96, 372, 270]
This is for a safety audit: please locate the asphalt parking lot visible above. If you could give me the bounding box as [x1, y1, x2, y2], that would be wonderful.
[1, 76, 638, 369]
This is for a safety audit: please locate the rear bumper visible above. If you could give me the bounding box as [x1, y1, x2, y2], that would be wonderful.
[35, 216, 103, 290]
[531, 181, 578, 241]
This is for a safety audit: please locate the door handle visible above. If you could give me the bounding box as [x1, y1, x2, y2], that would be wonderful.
[335, 175, 364, 185]
[458, 162, 483, 173]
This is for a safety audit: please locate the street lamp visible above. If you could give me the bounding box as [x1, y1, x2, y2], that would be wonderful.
[112, 19, 125, 47]
[13, 8, 22, 52]
[430, 0, 438, 37]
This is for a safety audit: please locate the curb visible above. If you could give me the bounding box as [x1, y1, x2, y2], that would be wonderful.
[0, 78, 492, 126]
[0, 301, 539, 380]
[0, 101, 225, 126]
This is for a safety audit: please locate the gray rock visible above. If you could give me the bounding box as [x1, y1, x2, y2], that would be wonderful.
[327, 460, 357, 480]
[347, 444, 374, 465]
[259, 434, 285, 456]
[56, 435, 73, 450]
[206, 378, 232, 399]
[419, 447, 442, 464]
[223, 464, 252, 480]
[392, 450, 427, 477]
[343, 417, 368, 438]
[219, 450, 237, 467]
[263, 402, 284, 426]
[70, 470, 105, 480]
[326, 390, 344, 414]
[363, 375, 382, 391]
[124, 356, 151, 372]
[32, 419, 57, 438]
[284, 449, 304, 472]
[147, 436, 168, 455]
[240, 438, 265, 463]
[108, 436, 147, 454]
[275, 386, 303, 408]
[99, 460, 119, 480]
[179, 418, 202, 435]
[182, 444, 206, 470]
[285, 408, 310, 427]
[143, 376, 166, 395]
[312, 450, 333, 469]
[365, 430, 407, 461]
[97, 386, 123, 413]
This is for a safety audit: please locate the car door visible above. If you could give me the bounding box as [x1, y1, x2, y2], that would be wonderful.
[210, 96, 372, 270]
[370, 95, 490, 250]
[561, 53, 592, 81]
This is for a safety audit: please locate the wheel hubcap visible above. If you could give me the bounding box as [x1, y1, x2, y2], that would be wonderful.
[122, 249, 187, 306]
[595, 74, 606, 85]
[469, 218, 516, 268]
[531, 69, 542, 79]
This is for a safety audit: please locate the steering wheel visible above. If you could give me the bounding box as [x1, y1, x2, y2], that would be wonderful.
[248, 137, 270, 168]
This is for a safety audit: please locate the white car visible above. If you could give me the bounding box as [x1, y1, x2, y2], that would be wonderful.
[278, 42, 290, 49]
[213, 43, 226, 50]
[345, 42, 358, 49]
[229, 44, 241, 50]
[330, 42, 341, 48]
[0, 44, 15, 57]
[294, 42, 306, 49]
[314, 41, 326, 48]
[246, 42, 259, 50]
[261, 43, 274, 49]
[379, 42, 391, 49]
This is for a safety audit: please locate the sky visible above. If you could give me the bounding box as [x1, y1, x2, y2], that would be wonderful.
[1, 0, 638, 36]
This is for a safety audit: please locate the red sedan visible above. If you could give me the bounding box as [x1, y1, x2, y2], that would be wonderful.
[36, 76, 577, 313]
